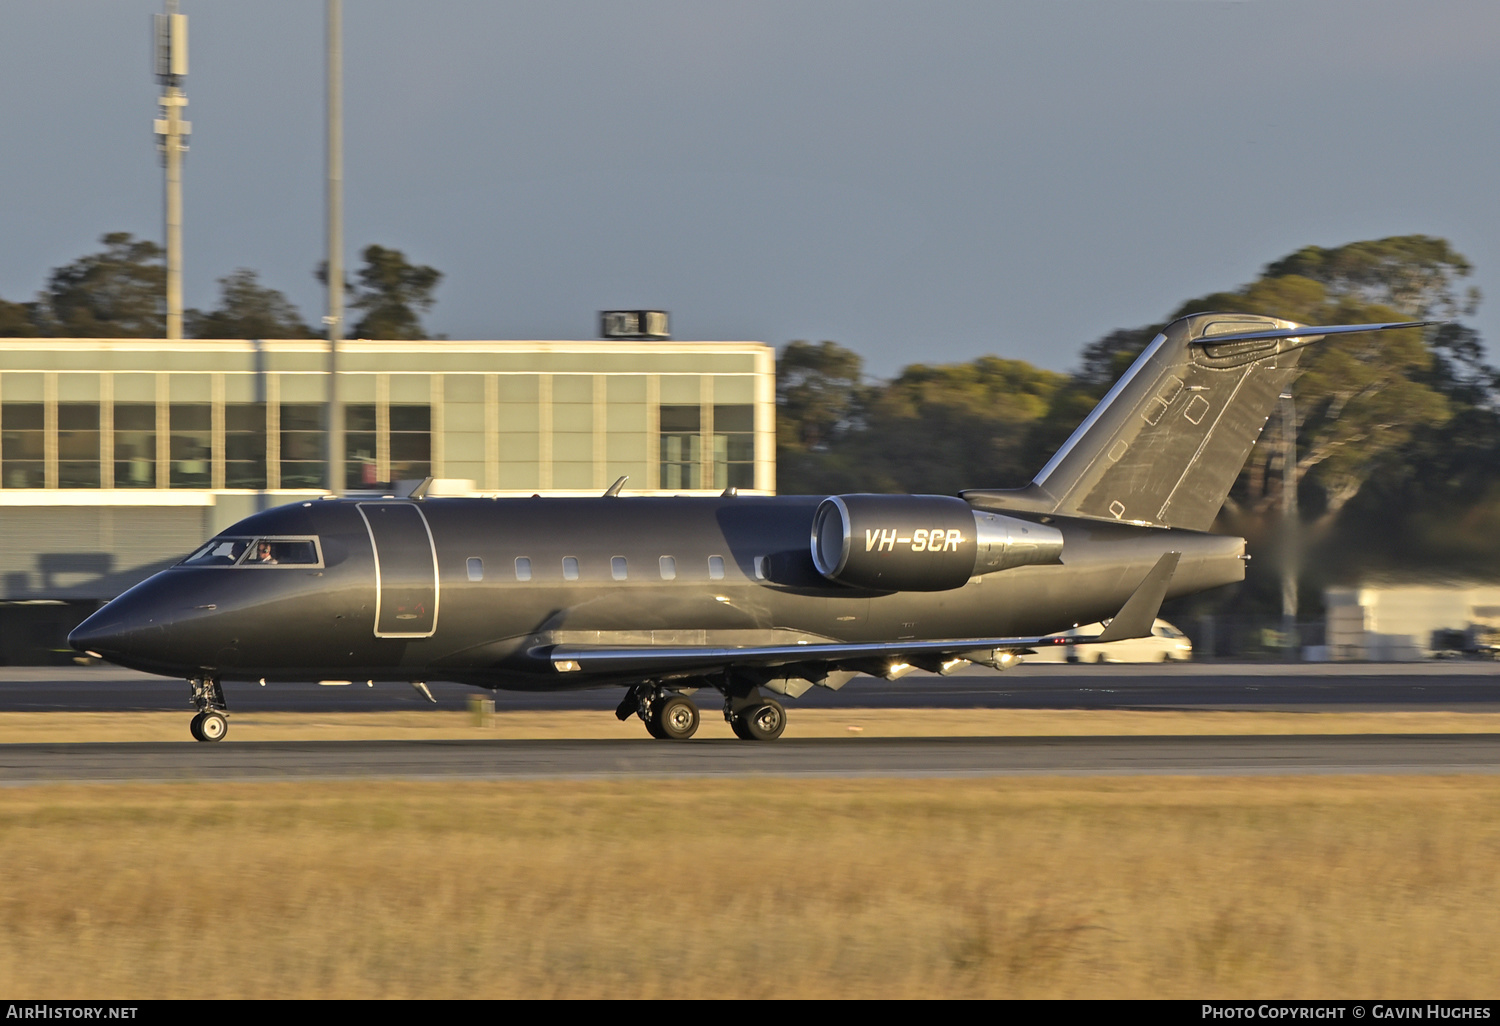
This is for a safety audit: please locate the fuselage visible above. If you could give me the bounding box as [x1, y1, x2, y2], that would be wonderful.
[69, 494, 1245, 689]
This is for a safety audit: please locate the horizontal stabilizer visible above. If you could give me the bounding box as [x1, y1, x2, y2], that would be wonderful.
[1186, 320, 1435, 346]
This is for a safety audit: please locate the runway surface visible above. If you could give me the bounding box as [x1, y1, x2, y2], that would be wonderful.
[4, 660, 1500, 713]
[5, 662, 1499, 782]
[3, 733, 1499, 783]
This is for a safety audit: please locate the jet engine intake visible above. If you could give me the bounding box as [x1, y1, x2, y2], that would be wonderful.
[811, 495, 1063, 591]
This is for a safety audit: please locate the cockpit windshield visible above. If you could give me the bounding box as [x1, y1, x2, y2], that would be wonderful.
[180, 536, 321, 567]
[183, 537, 252, 566]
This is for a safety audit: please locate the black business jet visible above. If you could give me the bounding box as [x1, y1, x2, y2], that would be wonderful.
[69, 312, 1429, 741]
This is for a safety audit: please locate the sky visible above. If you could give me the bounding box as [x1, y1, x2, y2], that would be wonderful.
[1, 1, 1497, 378]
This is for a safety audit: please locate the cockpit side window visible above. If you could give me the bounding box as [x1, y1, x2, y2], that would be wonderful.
[182, 538, 251, 566]
[181, 536, 322, 567]
[239, 538, 322, 566]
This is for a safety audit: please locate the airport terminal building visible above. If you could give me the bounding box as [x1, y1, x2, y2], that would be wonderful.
[0, 336, 776, 662]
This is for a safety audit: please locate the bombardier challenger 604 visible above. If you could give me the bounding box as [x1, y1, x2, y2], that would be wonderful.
[69, 313, 1428, 741]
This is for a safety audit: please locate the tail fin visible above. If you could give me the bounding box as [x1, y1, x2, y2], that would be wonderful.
[963, 313, 1432, 532]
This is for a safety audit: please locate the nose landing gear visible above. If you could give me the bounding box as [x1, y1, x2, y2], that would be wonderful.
[187, 677, 229, 742]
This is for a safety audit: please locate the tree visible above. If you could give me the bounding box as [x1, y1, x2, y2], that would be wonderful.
[776, 340, 865, 453]
[34, 233, 166, 337]
[0, 297, 42, 337]
[342, 245, 442, 340]
[848, 357, 1068, 493]
[775, 340, 868, 494]
[187, 269, 318, 339]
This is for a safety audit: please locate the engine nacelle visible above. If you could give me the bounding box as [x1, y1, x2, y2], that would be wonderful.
[811, 495, 1063, 591]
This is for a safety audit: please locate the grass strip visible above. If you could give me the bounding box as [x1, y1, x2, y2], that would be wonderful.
[1, 775, 1497, 998]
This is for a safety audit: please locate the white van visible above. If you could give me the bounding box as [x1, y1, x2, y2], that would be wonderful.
[1024, 618, 1193, 664]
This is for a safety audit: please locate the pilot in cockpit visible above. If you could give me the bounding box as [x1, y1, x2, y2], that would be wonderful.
[254, 541, 278, 565]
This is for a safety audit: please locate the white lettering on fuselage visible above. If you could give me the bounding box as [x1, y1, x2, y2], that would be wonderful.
[864, 528, 965, 553]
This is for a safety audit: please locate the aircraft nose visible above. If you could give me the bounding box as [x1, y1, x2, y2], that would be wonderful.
[69, 606, 160, 659]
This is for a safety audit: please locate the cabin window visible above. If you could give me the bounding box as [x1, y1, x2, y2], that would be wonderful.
[659, 555, 676, 580]
[563, 556, 580, 581]
[514, 556, 532, 581]
[611, 556, 627, 580]
[467, 557, 484, 582]
[753, 556, 767, 580]
[708, 555, 725, 580]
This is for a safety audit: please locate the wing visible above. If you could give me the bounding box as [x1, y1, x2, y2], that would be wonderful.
[547, 552, 1181, 680]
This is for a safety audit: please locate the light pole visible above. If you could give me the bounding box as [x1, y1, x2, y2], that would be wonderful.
[326, 0, 345, 493]
[1281, 390, 1300, 660]
[153, 3, 190, 340]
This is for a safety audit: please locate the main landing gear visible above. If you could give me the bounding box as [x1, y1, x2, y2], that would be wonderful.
[616, 681, 788, 741]
[617, 684, 701, 740]
[187, 677, 229, 742]
[724, 686, 786, 741]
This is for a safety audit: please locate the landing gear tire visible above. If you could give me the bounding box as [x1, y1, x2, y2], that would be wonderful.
[739, 698, 786, 741]
[655, 694, 700, 740]
[190, 710, 227, 742]
[197, 711, 228, 742]
[187, 677, 229, 742]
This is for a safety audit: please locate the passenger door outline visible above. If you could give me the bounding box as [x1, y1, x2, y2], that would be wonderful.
[357, 502, 440, 639]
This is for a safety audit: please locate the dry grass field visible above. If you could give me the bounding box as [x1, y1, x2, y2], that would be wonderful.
[1, 775, 1498, 998]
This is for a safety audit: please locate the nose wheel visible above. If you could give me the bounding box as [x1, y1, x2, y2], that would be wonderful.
[187, 677, 229, 742]
[190, 710, 228, 742]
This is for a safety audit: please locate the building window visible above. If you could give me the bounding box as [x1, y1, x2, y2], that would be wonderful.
[280, 404, 324, 488]
[57, 403, 100, 488]
[389, 404, 431, 481]
[170, 404, 212, 488]
[345, 404, 377, 489]
[113, 403, 156, 488]
[713, 404, 755, 490]
[225, 403, 267, 489]
[660, 405, 700, 489]
[2, 403, 44, 488]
